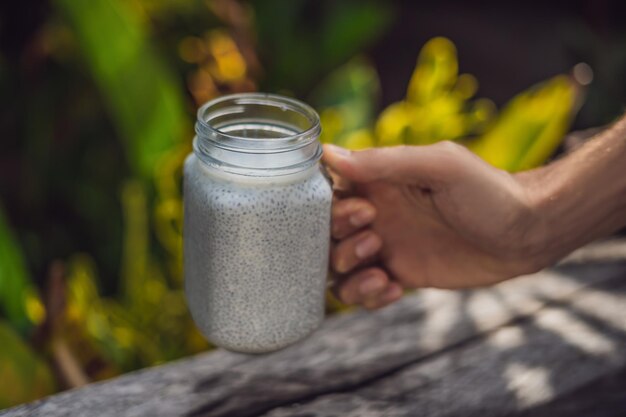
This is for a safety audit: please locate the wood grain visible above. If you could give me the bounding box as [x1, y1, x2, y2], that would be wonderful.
[2, 250, 625, 417]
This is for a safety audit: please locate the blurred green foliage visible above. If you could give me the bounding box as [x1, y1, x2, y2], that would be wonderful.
[469, 75, 576, 171]
[316, 37, 580, 171]
[0, 206, 44, 334]
[55, 0, 188, 178]
[0, 0, 584, 410]
[253, 0, 393, 95]
[0, 320, 55, 408]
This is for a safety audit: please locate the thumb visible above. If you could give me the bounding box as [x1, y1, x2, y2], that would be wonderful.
[322, 142, 468, 185]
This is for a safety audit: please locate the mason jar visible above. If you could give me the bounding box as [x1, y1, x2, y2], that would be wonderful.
[184, 93, 332, 353]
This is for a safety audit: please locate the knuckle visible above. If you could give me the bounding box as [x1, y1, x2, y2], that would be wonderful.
[429, 141, 473, 181]
[382, 145, 410, 156]
[435, 140, 466, 156]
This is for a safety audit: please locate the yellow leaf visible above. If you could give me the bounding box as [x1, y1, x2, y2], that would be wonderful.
[375, 102, 413, 146]
[407, 37, 458, 104]
[454, 73, 478, 100]
[0, 320, 55, 408]
[470, 75, 577, 171]
[341, 129, 375, 150]
[515, 78, 575, 170]
[319, 108, 344, 144]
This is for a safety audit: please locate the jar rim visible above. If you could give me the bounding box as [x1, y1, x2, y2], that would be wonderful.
[193, 93, 323, 176]
[195, 93, 321, 152]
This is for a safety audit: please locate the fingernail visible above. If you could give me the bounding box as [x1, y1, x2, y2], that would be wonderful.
[349, 207, 375, 228]
[334, 257, 348, 273]
[359, 276, 385, 296]
[355, 234, 381, 259]
[325, 144, 351, 157]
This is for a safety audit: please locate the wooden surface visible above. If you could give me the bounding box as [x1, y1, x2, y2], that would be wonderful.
[3, 242, 626, 417]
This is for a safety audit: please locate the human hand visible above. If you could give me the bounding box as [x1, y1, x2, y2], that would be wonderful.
[324, 142, 550, 310]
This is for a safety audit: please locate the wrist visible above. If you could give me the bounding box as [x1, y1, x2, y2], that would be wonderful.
[514, 166, 567, 273]
[515, 118, 626, 272]
[505, 168, 559, 275]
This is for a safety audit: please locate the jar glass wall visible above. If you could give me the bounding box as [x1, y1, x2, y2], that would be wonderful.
[184, 93, 332, 353]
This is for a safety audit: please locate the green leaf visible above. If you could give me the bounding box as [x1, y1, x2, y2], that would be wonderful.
[0, 319, 55, 409]
[310, 57, 380, 144]
[253, 0, 392, 94]
[321, 1, 393, 69]
[55, 0, 189, 177]
[0, 205, 42, 333]
[470, 75, 577, 171]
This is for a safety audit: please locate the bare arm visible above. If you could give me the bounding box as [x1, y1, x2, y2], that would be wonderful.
[523, 116, 626, 268]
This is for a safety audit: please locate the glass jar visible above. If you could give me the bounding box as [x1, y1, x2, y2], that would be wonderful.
[184, 93, 332, 353]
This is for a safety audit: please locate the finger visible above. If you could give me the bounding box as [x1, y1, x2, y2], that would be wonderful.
[332, 197, 376, 239]
[326, 166, 354, 194]
[323, 142, 472, 186]
[362, 282, 404, 310]
[323, 154, 355, 195]
[331, 230, 382, 274]
[333, 267, 390, 305]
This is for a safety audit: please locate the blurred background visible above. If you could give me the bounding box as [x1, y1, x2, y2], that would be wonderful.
[1, 0, 625, 409]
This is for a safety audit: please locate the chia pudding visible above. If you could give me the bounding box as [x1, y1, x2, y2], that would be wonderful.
[183, 93, 332, 353]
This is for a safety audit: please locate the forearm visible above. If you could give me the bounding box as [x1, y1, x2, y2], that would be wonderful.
[521, 116, 626, 267]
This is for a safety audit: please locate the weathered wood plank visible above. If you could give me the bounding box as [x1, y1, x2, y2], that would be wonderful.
[262, 273, 626, 417]
[561, 238, 626, 265]
[518, 366, 626, 417]
[0, 351, 251, 417]
[2, 257, 625, 417]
